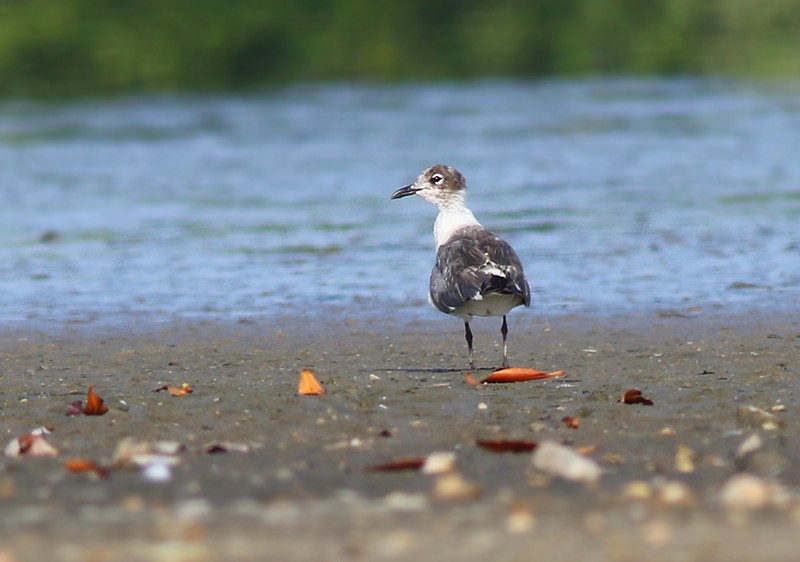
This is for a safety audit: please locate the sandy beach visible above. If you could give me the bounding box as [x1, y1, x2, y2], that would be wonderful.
[1, 306, 799, 561]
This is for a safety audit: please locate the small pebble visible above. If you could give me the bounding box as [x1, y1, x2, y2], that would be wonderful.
[720, 473, 771, 510]
[433, 472, 482, 501]
[621, 480, 652, 501]
[657, 480, 695, 507]
[142, 462, 172, 483]
[674, 444, 696, 473]
[422, 451, 457, 475]
[505, 505, 536, 534]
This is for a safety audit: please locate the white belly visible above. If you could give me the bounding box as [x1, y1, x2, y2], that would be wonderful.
[449, 293, 523, 321]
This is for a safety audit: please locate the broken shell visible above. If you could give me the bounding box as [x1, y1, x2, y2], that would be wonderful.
[531, 440, 601, 483]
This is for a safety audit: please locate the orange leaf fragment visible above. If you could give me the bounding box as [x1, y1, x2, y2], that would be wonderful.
[562, 416, 580, 429]
[365, 457, 425, 472]
[576, 444, 599, 456]
[154, 383, 194, 397]
[481, 368, 565, 384]
[298, 369, 326, 395]
[65, 457, 109, 478]
[464, 372, 480, 386]
[619, 389, 654, 406]
[83, 385, 109, 416]
[476, 438, 538, 453]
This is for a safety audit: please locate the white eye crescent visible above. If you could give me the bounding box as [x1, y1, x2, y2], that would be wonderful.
[431, 174, 444, 185]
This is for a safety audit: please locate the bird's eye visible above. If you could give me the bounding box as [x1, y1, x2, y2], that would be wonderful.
[431, 174, 444, 185]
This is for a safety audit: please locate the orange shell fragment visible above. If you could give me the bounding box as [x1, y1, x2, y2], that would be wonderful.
[84, 385, 109, 415]
[464, 372, 480, 386]
[154, 383, 194, 396]
[65, 457, 109, 478]
[619, 389, 654, 405]
[481, 368, 565, 384]
[298, 369, 326, 395]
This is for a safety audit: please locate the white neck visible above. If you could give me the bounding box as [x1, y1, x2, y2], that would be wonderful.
[432, 192, 481, 248]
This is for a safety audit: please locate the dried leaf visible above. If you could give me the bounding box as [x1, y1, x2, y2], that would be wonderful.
[619, 389, 654, 406]
[154, 383, 194, 397]
[476, 438, 537, 453]
[365, 457, 426, 472]
[464, 372, 479, 386]
[298, 369, 326, 395]
[64, 458, 109, 478]
[561, 416, 580, 429]
[84, 384, 109, 415]
[481, 368, 565, 384]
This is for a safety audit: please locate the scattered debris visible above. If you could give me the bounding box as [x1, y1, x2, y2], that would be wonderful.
[737, 405, 783, 431]
[619, 389, 654, 406]
[531, 440, 601, 483]
[736, 433, 763, 459]
[505, 504, 536, 534]
[561, 416, 580, 429]
[720, 473, 772, 510]
[674, 444, 696, 473]
[298, 369, 326, 396]
[142, 461, 173, 483]
[153, 383, 193, 397]
[432, 472, 482, 501]
[64, 458, 109, 478]
[421, 451, 457, 475]
[476, 438, 537, 453]
[656, 479, 696, 507]
[4, 427, 58, 457]
[204, 442, 258, 454]
[111, 437, 185, 472]
[365, 457, 426, 472]
[621, 480, 653, 501]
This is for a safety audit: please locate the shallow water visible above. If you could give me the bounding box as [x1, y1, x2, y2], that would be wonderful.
[1, 79, 799, 326]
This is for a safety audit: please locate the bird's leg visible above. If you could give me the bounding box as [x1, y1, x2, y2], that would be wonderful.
[500, 315, 509, 368]
[464, 321, 474, 369]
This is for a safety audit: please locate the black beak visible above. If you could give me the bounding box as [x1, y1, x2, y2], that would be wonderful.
[391, 184, 419, 200]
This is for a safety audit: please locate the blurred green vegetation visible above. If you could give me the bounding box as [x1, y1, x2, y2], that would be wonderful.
[1, 0, 800, 98]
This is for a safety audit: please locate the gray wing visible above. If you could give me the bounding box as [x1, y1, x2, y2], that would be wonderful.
[429, 228, 530, 314]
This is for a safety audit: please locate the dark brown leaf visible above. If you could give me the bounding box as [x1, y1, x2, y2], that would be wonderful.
[476, 438, 538, 453]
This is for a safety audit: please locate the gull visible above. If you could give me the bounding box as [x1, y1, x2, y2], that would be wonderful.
[391, 164, 530, 369]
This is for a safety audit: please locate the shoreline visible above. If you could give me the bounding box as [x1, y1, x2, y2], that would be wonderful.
[1, 306, 799, 561]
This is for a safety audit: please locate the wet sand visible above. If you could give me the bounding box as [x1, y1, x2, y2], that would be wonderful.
[1, 307, 799, 561]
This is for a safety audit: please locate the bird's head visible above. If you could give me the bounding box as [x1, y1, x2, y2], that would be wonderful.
[391, 165, 466, 207]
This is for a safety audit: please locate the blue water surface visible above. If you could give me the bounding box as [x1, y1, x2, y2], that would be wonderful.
[1, 79, 799, 327]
